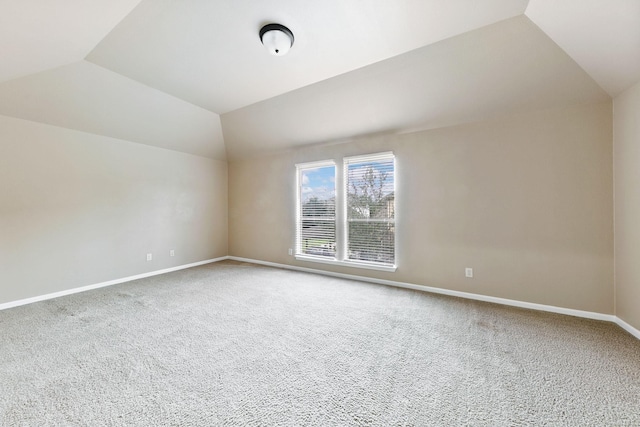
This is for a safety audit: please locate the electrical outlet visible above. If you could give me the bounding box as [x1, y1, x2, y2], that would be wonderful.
[170, 250, 175, 257]
[465, 268, 473, 278]
[146, 253, 152, 261]
[288, 248, 293, 256]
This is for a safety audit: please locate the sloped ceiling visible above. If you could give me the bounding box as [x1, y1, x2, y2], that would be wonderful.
[222, 16, 609, 160]
[0, 0, 638, 160]
[86, 0, 528, 114]
[0, 61, 225, 160]
[0, 0, 142, 83]
[526, 0, 640, 97]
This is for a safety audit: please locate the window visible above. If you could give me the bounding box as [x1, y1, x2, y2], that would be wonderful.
[344, 152, 395, 267]
[296, 152, 396, 272]
[296, 161, 336, 258]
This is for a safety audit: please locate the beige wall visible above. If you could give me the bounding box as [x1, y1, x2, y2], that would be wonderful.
[229, 102, 614, 313]
[614, 81, 640, 330]
[0, 114, 228, 305]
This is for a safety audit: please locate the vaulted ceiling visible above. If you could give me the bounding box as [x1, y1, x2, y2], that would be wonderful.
[0, 0, 638, 161]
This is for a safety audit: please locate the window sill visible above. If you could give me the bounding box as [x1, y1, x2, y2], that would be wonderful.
[294, 254, 397, 272]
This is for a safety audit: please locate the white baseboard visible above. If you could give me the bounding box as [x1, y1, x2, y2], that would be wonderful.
[3, 254, 639, 341]
[0, 256, 229, 311]
[228, 256, 621, 323]
[615, 317, 640, 340]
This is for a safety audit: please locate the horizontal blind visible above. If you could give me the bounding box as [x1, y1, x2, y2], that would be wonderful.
[344, 153, 395, 266]
[296, 162, 336, 258]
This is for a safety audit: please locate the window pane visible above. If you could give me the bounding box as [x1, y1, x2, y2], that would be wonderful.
[347, 220, 395, 264]
[345, 155, 395, 266]
[301, 219, 336, 257]
[297, 164, 336, 258]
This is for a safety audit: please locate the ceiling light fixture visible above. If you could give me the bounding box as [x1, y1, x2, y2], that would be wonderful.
[259, 23, 294, 56]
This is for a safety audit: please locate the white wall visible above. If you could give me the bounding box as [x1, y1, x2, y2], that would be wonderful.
[0, 114, 228, 305]
[614, 80, 640, 331]
[229, 102, 614, 314]
[1, 96, 621, 320]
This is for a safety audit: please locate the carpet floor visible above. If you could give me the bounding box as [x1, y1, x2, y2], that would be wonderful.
[1, 260, 639, 426]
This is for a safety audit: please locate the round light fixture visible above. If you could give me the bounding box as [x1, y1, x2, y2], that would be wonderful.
[259, 23, 294, 56]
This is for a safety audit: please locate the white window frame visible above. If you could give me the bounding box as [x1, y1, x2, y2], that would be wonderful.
[295, 160, 337, 261]
[295, 152, 397, 272]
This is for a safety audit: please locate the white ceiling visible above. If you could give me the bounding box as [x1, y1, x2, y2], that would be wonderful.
[222, 16, 609, 160]
[526, 0, 640, 97]
[0, 61, 225, 160]
[0, 0, 638, 160]
[0, 0, 142, 83]
[86, 0, 528, 114]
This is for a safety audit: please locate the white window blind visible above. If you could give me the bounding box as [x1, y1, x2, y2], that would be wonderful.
[296, 161, 336, 258]
[344, 152, 395, 267]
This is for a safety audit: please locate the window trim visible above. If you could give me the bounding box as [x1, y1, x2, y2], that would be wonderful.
[295, 153, 397, 272]
[343, 152, 396, 270]
[294, 254, 397, 272]
[295, 160, 337, 262]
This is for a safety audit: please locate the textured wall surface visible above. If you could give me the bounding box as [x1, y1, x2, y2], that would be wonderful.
[229, 103, 614, 314]
[0, 114, 228, 304]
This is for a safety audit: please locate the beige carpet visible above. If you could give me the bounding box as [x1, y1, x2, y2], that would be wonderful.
[1, 260, 639, 426]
